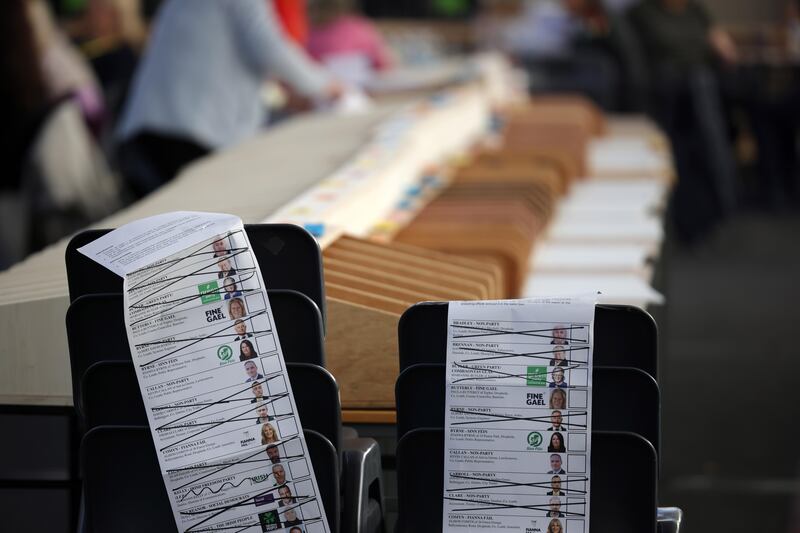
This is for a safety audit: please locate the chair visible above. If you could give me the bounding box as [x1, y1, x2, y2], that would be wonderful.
[66, 290, 325, 416]
[398, 302, 658, 380]
[394, 364, 660, 459]
[81, 425, 339, 533]
[65, 224, 327, 330]
[395, 428, 657, 533]
[79, 360, 383, 533]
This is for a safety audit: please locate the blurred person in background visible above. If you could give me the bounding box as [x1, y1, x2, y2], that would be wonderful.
[489, 0, 645, 111]
[115, 0, 342, 199]
[306, 0, 393, 88]
[628, 0, 739, 243]
[1, 0, 121, 264]
[741, 0, 800, 209]
[1, 0, 104, 190]
[71, 0, 149, 122]
[0, 0, 50, 193]
[28, 0, 106, 133]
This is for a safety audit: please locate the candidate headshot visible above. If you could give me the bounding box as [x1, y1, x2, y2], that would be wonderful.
[244, 360, 263, 382]
[266, 444, 281, 464]
[261, 422, 279, 445]
[548, 454, 565, 474]
[217, 258, 236, 278]
[550, 346, 567, 367]
[282, 508, 302, 527]
[549, 367, 568, 388]
[223, 277, 242, 300]
[212, 237, 229, 257]
[278, 486, 295, 507]
[549, 388, 567, 409]
[240, 339, 258, 361]
[547, 475, 563, 496]
[272, 464, 287, 486]
[548, 410, 564, 431]
[551, 326, 569, 345]
[255, 404, 273, 425]
[547, 497, 564, 517]
[251, 381, 265, 402]
[548, 432, 566, 453]
[289, 528, 303, 533]
[547, 518, 563, 533]
[233, 319, 252, 340]
[228, 297, 247, 319]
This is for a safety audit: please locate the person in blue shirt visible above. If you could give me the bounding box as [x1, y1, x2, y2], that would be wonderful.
[116, 0, 341, 197]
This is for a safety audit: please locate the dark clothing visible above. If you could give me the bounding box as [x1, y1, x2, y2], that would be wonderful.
[628, 1, 713, 73]
[116, 131, 210, 198]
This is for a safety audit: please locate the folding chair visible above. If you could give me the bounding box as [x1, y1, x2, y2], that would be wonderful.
[65, 224, 327, 330]
[394, 364, 660, 459]
[398, 301, 658, 380]
[394, 428, 657, 533]
[81, 425, 339, 533]
[66, 289, 325, 416]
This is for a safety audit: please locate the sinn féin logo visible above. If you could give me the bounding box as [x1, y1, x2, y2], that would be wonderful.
[527, 431, 543, 448]
[217, 345, 233, 361]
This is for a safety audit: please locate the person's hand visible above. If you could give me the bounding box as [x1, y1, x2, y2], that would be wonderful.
[324, 80, 345, 102]
[709, 27, 739, 65]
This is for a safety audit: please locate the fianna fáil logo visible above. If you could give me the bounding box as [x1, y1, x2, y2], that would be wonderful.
[217, 345, 233, 362]
[198, 280, 221, 304]
[526, 366, 547, 387]
[527, 431, 543, 450]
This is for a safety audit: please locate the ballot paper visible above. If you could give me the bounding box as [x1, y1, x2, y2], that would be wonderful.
[444, 298, 595, 533]
[79, 212, 330, 533]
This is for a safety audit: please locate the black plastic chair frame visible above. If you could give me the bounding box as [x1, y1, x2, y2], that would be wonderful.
[398, 302, 658, 380]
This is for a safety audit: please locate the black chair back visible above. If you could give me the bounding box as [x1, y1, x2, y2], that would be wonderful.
[398, 302, 657, 379]
[395, 364, 660, 457]
[65, 224, 327, 329]
[81, 426, 339, 533]
[67, 289, 325, 415]
[395, 428, 656, 533]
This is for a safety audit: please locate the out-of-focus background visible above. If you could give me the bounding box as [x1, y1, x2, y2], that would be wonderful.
[0, 1, 799, 532]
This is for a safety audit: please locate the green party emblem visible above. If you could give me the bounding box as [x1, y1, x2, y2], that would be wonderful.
[527, 431, 543, 449]
[217, 345, 233, 362]
[198, 280, 221, 304]
[526, 366, 547, 387]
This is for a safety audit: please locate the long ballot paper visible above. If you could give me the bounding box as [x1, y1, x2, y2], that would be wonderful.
[444, 298, 595, 533]
[79, 212, 330, 533]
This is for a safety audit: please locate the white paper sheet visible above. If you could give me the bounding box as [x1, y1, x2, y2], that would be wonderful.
[444, 297, 596, 533]
[79, 212, 330, 533]
[522, 274, 664, 307]
[529, 243, 653, 274]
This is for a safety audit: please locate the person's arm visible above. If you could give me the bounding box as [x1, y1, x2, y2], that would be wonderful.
[226, 0, 337, 99]
[708, 26, 738, 64]
[694, 1, 738, 64]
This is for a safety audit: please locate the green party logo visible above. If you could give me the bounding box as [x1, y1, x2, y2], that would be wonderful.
[526, 366, 547, 387]
[198, 280, 221, 304]
[527, 431, 543, 449]
[217, 345, 233, 362]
